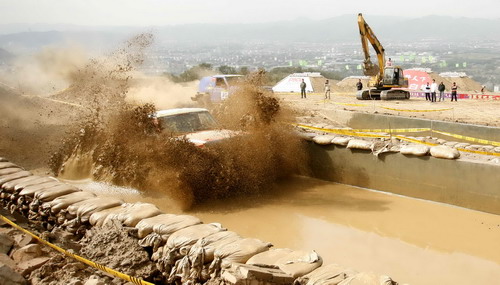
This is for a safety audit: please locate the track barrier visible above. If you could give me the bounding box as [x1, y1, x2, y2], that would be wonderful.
[295, 124, 500, 157]
[0, 214, 155, 285]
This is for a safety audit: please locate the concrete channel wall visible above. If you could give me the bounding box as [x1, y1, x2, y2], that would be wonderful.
[307, 142, 500, 215]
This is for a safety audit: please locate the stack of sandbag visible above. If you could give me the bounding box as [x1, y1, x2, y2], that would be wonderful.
[246, 248, 323, 278]
[89, 202, 162, 227]
[155, 223, 226, 275]
[430, 145, 460, 159]
[137, 214, 202, 251]
[294, 264, 358, 285]
[347, 140, 374, 151]
[332, 137, 351, 146]
[208, 238, 273, 278]
[400, 144, 430, 156]
[184, 231, 242, 283]
[313, 135, 336, 145]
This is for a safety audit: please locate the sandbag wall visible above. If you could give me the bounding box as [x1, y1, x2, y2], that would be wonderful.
[0, 157, 400, 285]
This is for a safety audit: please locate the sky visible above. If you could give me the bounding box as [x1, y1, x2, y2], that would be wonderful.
[0, 0, 498, 26]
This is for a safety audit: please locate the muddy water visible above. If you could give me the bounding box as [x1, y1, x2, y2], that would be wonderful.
[71, 176, 500, 285]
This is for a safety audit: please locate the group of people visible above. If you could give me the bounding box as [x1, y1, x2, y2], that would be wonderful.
[423, 79, 458, 102]
[300, 78, 364, 99]
[299, 79, 333, 99]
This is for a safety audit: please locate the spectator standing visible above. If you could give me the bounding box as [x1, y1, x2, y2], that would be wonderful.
[356, 79, 363, 91]
[324, 80, 331, 99]
[438, 81, 446, 101]
[430, 79, 437, 102]
[300, 79, 307, 99]
[423, 82, 431, 101]
[385, 58, 393, 67]
[451, 82, 458, 101]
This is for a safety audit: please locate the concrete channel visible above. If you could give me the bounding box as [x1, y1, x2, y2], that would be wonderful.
[307, 142, 500, 215]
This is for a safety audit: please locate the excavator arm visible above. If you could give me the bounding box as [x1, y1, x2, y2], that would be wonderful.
[357, 13, 385, 78]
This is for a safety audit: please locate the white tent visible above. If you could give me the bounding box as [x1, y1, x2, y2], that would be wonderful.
[272, 72, 320, 93]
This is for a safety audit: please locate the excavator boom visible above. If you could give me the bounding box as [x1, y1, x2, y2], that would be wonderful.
[357, 13, 385, 77]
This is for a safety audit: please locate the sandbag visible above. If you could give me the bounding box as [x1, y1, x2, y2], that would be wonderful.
[149, 214, 202, 238]
[430, 145, 460, 159]
[399, 144, 429, 156]
[337, 272, 397, 285]
[165, 223, 226, 251]
[99, 202, 162, 227]
[0, 171, 32, 187]
[45, 191, 97, 213]
[67, 197, 123, 222]
[34, 184, 80, 202]
[247, 249, 322, 278]
[294, 264, 358, 285]
[247, 248, 292, 265]
[298, 132, 317, 142]
[332, 137, 351, 146]
[89, 205, 124, 227]
[137, 214, 177, 238]
[0, 162, 19, 170]
[212, 237, 272, 266]
[14, 176, 58, 192]
[188, 231, 241, 263]
[2, 175, 42, 193]
[313, 135, 335, 145]
[0, 167, 24, 177]
[19, 181, 62, 197]
[347, 140, 373, 151]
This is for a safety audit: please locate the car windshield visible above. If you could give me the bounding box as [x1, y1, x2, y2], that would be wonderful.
[158, 111, 218, 134]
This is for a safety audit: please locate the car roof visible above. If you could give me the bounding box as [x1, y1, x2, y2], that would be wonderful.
[154, 108, 209, 118]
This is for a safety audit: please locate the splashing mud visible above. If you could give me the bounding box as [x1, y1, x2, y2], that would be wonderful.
[49, 43, 308, 209]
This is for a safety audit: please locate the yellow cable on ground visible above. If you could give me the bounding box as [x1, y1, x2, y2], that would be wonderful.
[431, 130, 500, 147]
[0, 215, 155, 285]
[380, 106, 453, 112]
[295, 124, 430, 134]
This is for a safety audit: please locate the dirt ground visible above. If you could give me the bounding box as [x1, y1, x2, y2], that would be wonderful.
[276, 92, 500, 128]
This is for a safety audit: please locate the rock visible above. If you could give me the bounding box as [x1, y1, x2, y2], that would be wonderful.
[12, 244, 43, 263]
[0, 261, 27, 285]
[68, 278, 84, 285]
[84, 275, 105, 285]
[0, 253, 16, 268]
[14, 234, 34, 248]
[16, 256, 49, 276]
[0, 233, 14, 254]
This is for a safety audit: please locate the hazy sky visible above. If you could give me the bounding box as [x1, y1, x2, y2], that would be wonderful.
[0, 0, 497, 26]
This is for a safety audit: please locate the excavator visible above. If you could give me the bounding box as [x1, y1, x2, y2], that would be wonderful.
[357, 13, 410, 100]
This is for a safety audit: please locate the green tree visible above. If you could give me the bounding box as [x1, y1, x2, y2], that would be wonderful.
[218, 65, 237, 74]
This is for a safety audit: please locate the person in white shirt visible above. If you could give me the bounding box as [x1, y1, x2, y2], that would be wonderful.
[430, 79, 437, 102]
[385, 58, 393, 67]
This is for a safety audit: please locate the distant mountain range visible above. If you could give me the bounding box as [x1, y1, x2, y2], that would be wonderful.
[1, 15, 499, 52]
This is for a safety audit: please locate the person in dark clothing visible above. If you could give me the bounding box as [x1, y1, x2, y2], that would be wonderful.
[438, 81, 446, 102]
[356, 79, 363, 91]
[451, 82, 458, 101]
[300, 79, 307, 98]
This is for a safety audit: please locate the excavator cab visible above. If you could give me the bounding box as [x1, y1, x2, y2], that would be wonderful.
[383, 67, 405, 87]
